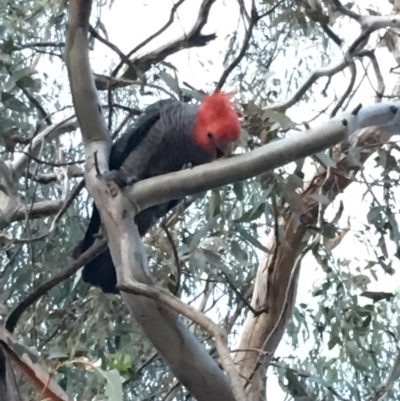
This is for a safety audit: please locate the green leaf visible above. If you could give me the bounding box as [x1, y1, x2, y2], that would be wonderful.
[309, 193, 330, 205]
[102, 369, 123, 401]
[362, 313, 372, 328]
[48, 351, 69, 360]
[328, 336, 341, 350]
[18, 76, 41, 92]
[1, 92, 30, 112]
[160, 71, 180, 95]
[315, 151, 337, 168]
[203, 249, 229, 271]
[233, 182, 244, 200]
[231, 241, 248, 264]
[181, 87, 204, 101]
[346, 147, 363, 167]
[190, 251, 206, 272]
[0, 53, 12, 66]
[7, 66, 34, 88]
[353, 326, 368, 336]
[360, 291, 394, 302]
[262, 109, 294, 130]
[388, 212, 400, 246]
[209, 190, 221, 217]
[367, 206, 385, 226]
[287, 173, 304, 189]
[1, 38, 14, 54]
[239, 203, 265, 222]
[235, 225, 270, 253]
[331, 201, 344, 224]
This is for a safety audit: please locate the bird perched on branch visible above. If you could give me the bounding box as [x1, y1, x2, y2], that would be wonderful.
[75, 91, 241, 293]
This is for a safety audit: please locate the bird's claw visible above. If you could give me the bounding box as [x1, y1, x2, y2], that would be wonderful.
[101, 170, 138, 188]
[181, 162, 193, 170]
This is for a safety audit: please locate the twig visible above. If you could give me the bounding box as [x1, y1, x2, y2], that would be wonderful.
[216, 0, 285, 90]
[26, 167, 84, 184]
[369, 348, 400, 401]
[160, 222, 182, 296]
[111, 108, 138, 140]
[117, 0, 217, 84]
[237, 0, 251, 24]
[5, 237, 107, 333]
[15, 42, 65, 50]
[330, 0, 361, 21]
[225, 284, 253, 334]
[88, 24, 146, 130]
[11, 116, 79, 180]
[363, 50, 385, 102]
[321, 25, 342, 46]
[0, 200, 64, 230]
[216, 0, 258, 90]
[272, 49, 372, 113]
[221, 271, 267, 316]
[0, 160, 18, 199]
[100, 0, 183, 126]
[17, 82, 52, 126]
[118, 0, 187, 63]
[330, 61, 357, 117]
[19, 151, 84, 167]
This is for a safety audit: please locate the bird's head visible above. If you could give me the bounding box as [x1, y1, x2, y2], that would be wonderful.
[194, 90, 241, 157]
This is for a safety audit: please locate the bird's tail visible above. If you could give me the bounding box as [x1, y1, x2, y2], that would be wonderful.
[74, 200, 181, 293]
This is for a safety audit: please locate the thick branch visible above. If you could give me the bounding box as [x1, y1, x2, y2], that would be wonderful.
[26, 166, 84, 184]
[127, 101, 400, 213]
[118, 281, 246, 401]
[0, 200, 63, 230]
[0, 344, 21, 401]
[65, 1, 237, 400]
[0, 326, 72, 401]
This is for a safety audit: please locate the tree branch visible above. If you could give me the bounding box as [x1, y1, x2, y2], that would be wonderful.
[5, 238, 107, 333]
[11, 117, 78, 180]
[65, 1, 237, 400]
[216, 1, 257, 90]
[95, 0, 217, 90]
[216, 0, 286, 89]
[234, 4, 400, 389]
[117, 281, 247, 401]
[0, 200, 64, 230]
[0, 326, 72, 401]
[26, 166, 84, 184]
[126, 100, 400, 214]
[271, 11, 400, 112]
[369, 348, 400, 401]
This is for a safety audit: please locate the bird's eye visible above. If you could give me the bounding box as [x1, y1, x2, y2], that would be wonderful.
[207, 132, 214, 139]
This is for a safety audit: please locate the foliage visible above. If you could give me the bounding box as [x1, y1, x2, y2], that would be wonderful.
[0, 0, 399, 400]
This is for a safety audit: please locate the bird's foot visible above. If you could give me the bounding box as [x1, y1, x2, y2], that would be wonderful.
[181, 162, 193, 170]
[101, 170, 138, 188]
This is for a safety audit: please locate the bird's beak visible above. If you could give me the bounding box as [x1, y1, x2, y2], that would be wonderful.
[216, 141, 235, 158]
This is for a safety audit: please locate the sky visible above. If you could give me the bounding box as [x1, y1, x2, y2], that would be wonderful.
[34, 0, 400, 399]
